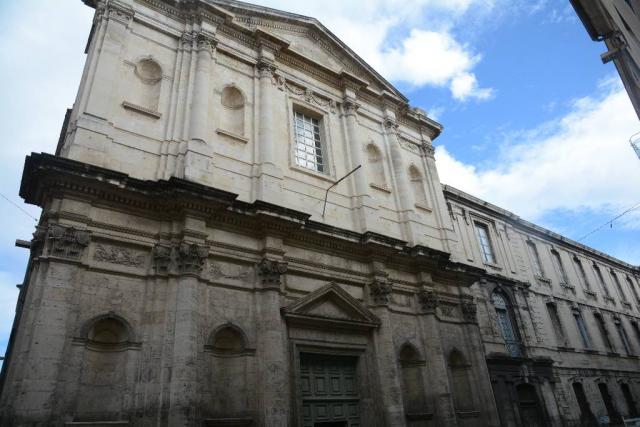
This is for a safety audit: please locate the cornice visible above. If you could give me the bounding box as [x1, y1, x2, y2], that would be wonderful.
[443, 184, 639, 271]
[21, 153, 483, 284]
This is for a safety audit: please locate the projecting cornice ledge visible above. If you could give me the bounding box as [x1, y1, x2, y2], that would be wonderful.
[21, 153, 484, 282]
[20, 153, 239, 214]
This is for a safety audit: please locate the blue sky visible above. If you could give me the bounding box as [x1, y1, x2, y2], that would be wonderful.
[0, 0, 639, 364]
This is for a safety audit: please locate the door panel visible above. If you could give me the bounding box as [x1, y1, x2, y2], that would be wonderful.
[300, 353, 361, 427]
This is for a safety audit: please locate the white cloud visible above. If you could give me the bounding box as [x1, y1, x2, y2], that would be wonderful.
[254, 0, 495, 100]
[436, 78, 640, 224]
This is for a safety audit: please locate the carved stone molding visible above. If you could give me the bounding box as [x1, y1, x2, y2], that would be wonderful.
[195, 33, 217, 57]
[176, 242, 209, 274]
[47, 225, 90, 259]
[369, 280, 392, 305]
[94, 244, 146, 268]
[383, 118, 399, 133]
[257, 258, 288, 288]
[343, 99, 360, 117]
[96, 1, 134, 26]
[418, 289, 438, 313]
[152, 242, 209, 275]
[461, 295, 478, 323]
[275, 77, 337, 112]
[257, 59, 277, 79]
[421, 142, 436, 157]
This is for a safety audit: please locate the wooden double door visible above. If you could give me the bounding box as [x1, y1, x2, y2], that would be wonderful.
[300, 353, 361, 427]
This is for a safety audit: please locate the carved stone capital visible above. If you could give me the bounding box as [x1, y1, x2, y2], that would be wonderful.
[195, 33, 217, 57]
[421, 142, 435, 157]
[369, 280, 392, 305]
[176, 242, 209, 274]
[152, 241, 209, 275]
[102, 1, 134, 26]
[257, 258, 287, 288]
[461, 295, 478, 323]
[257, 59, 277, 79]
[383, 118, 399, 133]
[417, 289, 438, 313]
[47, 225, 90, 259]
[343, 99, 361, 117]
[153, 244, 173, 274]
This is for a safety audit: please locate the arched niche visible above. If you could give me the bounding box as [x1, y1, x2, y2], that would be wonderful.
[206, 323, 256, 418]
[75, 314, 137, 422]
[448, 349, 475, 413]
[408, 164, 428, 206]
[366, 143, 388, 189]
[219, 85, 246, 137]
[128, 57, 162, 113]
[398, 343, 428, 420]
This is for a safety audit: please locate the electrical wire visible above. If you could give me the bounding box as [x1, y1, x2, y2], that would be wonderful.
[0, 191, 38, 222]
[577, 201, 640, 242]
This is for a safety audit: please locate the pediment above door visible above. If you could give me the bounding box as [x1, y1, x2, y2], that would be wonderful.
[282, 283, 381, 331]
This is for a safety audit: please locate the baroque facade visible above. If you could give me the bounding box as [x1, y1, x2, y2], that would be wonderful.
[1, 0, 639, 426]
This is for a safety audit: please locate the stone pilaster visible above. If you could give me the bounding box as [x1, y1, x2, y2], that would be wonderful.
[255, 257, 290, 425]
[384, 114, 416, 244]
[152, 240, 208, 426]
[342, 95, 376, 232]
[184, 33, 216, 184]
[255, 47, 284, 204]
[367, 273, 406, 426]
[416, 283, 457, 426]
[83, 1, 133, 121]
[10, 225, 91, 421]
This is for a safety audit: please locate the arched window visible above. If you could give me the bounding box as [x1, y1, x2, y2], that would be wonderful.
[491, 291, 522, 357]
[409, 165, 428, 206]
[220, 85, 245, 137]
[130, 58, 162, 112]
[448, 349, 474, 412]
[366, 144, 387, 189]
[398, 343, 427, 417]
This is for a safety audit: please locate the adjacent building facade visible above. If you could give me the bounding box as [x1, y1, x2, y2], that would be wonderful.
[0, 0, 639, 426]
[571, 0, 640, 119]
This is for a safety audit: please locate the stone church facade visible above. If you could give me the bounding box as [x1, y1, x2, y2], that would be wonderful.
[1, 0, 639, 426]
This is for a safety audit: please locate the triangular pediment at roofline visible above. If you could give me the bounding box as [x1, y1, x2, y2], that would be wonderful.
[204, 0, 408, 102]
[283, 283, 381, 331]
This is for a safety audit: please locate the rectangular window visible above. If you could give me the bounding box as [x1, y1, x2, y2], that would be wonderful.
[527, 241, 544, 277]
[593, 264, 611, 297]
[631, 321, 640, 346]
[293, 111, 324, 173]
[615, 320, 632, 355]
[551, 250, 569, 284]
[547, 303, 567, 346]
[474, 222, 496, 264]
[594, 314, 614, 352]
[611, 271, 628, 302]
[627, 276, 640, 304]
[574, 311, 592, 349]
[573, 257, 591, 290]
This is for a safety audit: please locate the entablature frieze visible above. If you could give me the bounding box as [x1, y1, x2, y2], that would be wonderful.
[22, 153, 486, 287]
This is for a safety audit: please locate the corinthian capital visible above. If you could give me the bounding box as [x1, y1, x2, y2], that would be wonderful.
[343, 98, 361, 117]
[383, 117, 399, 133]
[257, 59, 277, 79]
[195, 33, 217, 56]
